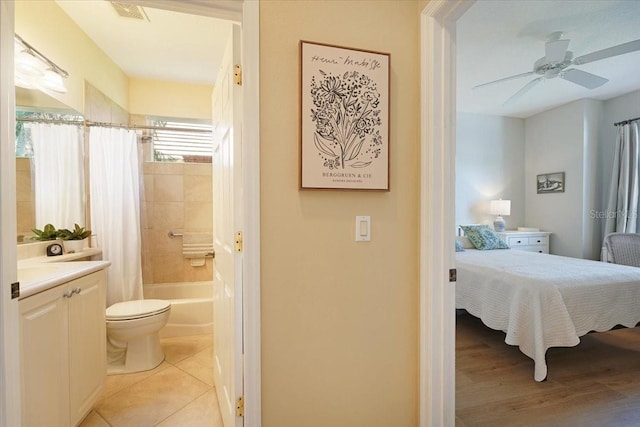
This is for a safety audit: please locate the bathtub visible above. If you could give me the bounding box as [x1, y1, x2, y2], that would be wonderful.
[143, 281, 213, 338]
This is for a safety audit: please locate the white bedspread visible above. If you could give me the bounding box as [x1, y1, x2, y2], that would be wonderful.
[456, 249, 640, 381]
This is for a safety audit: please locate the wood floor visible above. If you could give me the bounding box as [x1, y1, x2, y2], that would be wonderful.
[456, 310, 640, 427]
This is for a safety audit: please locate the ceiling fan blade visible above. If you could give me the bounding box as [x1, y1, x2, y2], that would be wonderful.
[473, 71, 534, 90]
[560, 68, 608, 89]
[503, 77, 543, 106]
[573, 39, 640, 65]
[545, 39, 570, 63]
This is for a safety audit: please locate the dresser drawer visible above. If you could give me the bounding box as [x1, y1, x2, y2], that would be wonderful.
[497, 231, 551, 254]
[527, 236, 548, 246]
[507, 237, 528, 246]
[519, 246, 547, 253]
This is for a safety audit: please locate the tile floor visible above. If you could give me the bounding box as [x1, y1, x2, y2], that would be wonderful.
[80, 334, 223, 427]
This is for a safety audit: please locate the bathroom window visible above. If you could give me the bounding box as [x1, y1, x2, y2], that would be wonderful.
[147, 117, 213, 163]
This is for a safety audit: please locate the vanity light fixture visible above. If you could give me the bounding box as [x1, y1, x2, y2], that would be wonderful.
[490, 199, 511, 232]
[14, 34, 68, 94]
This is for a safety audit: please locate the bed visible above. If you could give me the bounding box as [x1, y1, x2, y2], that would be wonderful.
[456, 247, 640, 381]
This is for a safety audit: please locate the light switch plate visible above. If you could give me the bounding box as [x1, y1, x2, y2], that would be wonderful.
[355, 216, 371, 241]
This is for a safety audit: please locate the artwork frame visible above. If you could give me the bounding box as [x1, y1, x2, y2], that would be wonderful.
[299, 40, 390, 191]
[537, 172, 565, 194]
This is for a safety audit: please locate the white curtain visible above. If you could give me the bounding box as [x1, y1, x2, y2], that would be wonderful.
[28, 123, 85, 230]
[89, 127, 143, 306]
[605, 121, 640, 236]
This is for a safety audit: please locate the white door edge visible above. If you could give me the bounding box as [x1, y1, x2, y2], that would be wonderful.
[419, 1, 474, 426]
[240, 1, 261, 426]
[0, 1, 22, 426]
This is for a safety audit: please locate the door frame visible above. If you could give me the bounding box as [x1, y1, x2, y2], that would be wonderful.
[239, 3, 262, 426]
[419, 1, 473, 426]
[0, 1, 261, 426]
[0, 1, 21, 426]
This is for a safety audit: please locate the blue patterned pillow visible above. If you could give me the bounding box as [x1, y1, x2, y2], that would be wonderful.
[455, 239, 465, 252]
[460, 225, 509, 250]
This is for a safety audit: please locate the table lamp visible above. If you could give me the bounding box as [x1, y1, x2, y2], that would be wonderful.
[490, 199, 510, 232]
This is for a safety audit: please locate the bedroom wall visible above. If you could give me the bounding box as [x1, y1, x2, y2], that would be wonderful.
[598, 89, 640, 239]
[458, 91, 639, 260]
[524, 99, 602, 259]
[456, 113, 525, 230]
[583, 99, 603, 259]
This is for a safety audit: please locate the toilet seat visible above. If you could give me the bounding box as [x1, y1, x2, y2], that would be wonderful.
[106, 299, 170, 321]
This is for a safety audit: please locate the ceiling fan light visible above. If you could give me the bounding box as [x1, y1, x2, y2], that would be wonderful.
[40, 69, 67, 93]
[15, 51, 45, 77]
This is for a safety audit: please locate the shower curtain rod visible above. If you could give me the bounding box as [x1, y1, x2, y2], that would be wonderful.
[16, 117, 212, 133]
[614, 117, 640, 126]
[16, 116, 83, 126]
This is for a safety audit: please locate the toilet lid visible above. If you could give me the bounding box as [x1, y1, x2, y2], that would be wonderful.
[106, 299, 170, 320]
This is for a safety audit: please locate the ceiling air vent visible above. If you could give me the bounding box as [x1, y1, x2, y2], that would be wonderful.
[109, 2, 150, 21]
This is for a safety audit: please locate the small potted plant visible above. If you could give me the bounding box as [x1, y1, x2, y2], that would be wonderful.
[31, 224, 60, 241]
[58, 224, 91, 253]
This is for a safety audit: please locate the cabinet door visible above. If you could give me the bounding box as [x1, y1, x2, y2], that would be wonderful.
[68, 271, 106, 426]
[20, 287, 70, 427]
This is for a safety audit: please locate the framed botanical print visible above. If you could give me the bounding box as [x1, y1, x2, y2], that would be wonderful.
[299, 41, 390, 191]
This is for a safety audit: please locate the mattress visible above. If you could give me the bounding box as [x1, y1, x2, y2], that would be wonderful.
[456, 249, 640, 381]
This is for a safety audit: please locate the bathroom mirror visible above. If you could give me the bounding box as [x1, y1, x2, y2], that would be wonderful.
[15, 87, 85, 243]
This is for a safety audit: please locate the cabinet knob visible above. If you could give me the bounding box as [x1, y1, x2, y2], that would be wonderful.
[73, 287, 81, 295]
[63, 290, 74, 298]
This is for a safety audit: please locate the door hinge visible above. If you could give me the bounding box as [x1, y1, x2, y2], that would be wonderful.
[11, 282, 20, 299]
[449, 269, 457, 282]
[234, 64, 242, 86]
[236, 395, 245, 417]
[235, 231, 243, 252]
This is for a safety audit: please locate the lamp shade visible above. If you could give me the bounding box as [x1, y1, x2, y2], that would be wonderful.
[490, 199, 511, 216]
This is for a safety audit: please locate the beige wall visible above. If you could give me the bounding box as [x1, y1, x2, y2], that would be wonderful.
[129, 78, 213, 120]
[260, 2, 421, 426]
[15, 0, 128, 114]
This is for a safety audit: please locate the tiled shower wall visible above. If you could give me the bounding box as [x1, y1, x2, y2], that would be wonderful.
[86, 84, 213, 284]
[16, 157, 35, 241]
[141, 162, 213, 284]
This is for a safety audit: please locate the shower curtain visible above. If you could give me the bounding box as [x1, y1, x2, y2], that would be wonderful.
[89, 127, 143, 306]
[604, 121, 640, 236]
[28, 123, 85, 229]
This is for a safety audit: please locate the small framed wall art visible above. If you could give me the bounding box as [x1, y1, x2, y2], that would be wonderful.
[299, 41, 390, 191]
[537, 172, 565, 194]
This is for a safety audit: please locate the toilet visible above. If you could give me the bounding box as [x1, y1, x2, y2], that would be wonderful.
[106, 299, 171, 375]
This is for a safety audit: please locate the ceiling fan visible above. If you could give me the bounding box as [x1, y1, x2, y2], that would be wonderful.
[473, 32, 640, 106]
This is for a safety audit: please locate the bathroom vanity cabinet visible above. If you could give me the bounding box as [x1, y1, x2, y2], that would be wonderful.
[19, 269, 107, 427]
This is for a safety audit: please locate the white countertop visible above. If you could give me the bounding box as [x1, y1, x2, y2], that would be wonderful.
[17, 257, 111, 300]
